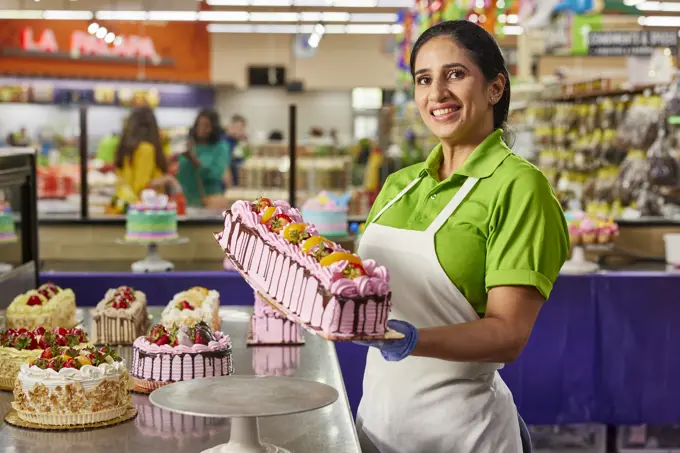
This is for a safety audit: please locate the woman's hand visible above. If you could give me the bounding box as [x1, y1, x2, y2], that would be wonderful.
[354, 320, 419, 362]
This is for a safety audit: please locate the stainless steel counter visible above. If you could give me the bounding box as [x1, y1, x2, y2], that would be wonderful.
[0, 306, 361, 453]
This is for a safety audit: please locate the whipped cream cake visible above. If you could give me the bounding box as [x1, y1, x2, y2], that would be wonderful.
[7, 283, 77, 330]
[91, 286, 150, 345]
[216, 197, 391, 339]
[12, 346, 130, 426]
[131, 322, 233, 391]
[160, 287, 221, 332]
[0, 327, 90, 389]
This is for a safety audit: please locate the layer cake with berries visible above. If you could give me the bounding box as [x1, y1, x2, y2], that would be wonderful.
[131, 322, 233, 391]
[12, 346, 130, 426]
[160, 287, 220, 332]
[0, 327, 90, 390]
[6, 283, 77, 330]
[250, 291, 303, 345]
[91, 286, 149, 345]
[215, 197, 391, 340]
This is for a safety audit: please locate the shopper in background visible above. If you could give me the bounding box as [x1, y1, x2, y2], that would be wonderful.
[95, 131, 120, 164]
[177, 109, 232, 209]
[354, 20, 569, 453]
[114, 107, 177, 204]
[223, 114, 248, 186]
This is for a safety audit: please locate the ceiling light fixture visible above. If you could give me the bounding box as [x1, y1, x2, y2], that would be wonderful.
[42, 10, 93, 20]
[636, 1, 680, 11]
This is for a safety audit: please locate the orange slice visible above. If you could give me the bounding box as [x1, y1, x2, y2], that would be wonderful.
[283, 223, 308, 242]
[301, 235, 334, 254]
[320, 251, 363, 267]
[260, 206, 276, 224]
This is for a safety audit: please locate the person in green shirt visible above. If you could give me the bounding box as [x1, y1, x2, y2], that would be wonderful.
[354, 21, 569, 453]
[177, 109, 232, 209]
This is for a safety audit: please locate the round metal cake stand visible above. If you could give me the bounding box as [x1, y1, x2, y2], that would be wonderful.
[561, 244, 615, 275]
[149, 375, 339, 453]
[115, 237, 189, 273]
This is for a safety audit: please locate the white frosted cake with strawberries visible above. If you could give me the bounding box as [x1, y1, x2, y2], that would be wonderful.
[12, 346, 130, 426]
[7, 283, 77, 330]
[216, 197, 391, 339]
[251, 291, 303, 345]
[160, 287, 220, 332]
[0, 327, 90, 389]
[91, 286, 149, 345]
[131, 322, 233, 391]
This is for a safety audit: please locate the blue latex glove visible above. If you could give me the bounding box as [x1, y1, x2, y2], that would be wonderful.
[354, 320, 419, 362]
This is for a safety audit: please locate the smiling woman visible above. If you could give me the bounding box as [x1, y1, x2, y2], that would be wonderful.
[353, 20, 569, 453]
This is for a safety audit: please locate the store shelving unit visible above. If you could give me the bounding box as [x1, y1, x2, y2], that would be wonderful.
[0, 148, 39, 308]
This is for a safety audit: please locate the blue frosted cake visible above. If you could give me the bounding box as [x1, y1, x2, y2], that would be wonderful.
[300, 191, 349, 238]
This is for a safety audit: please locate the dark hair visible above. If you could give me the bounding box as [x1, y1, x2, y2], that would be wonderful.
[268, 130, 284, 142]
[114, 107, 167, 173]
[231, 114, 246, 124]
[410, 20, 511, 134]
[190, 108, 224, 145]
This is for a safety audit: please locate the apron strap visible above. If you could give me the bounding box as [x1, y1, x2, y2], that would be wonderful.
[372, 176, 423, 222]
[426, 177, 480, 235]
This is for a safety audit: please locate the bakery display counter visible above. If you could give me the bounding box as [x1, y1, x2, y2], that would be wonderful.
[0, 306, 361, 453]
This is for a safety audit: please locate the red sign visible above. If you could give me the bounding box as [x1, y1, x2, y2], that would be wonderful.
[20, 27, 161, 61]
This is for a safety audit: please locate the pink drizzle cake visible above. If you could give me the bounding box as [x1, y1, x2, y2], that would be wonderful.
[215, 197, 391, 339]
[251, 291, 303, 345]
[131, 322, 233, 391]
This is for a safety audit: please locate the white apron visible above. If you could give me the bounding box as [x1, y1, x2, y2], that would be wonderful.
[356, 175, 522, 453]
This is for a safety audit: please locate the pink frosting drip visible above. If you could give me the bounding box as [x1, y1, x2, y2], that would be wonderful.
[226, 200, 390, 297]
[133, 333, 231, 355]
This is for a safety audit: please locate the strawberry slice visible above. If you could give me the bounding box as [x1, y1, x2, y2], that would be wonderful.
[268, 214, 292, 233]
[252, 197, 273, 213]
[26, 295, 43, 306]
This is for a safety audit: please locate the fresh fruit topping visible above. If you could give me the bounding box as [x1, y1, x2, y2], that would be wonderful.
[191, 321, 216, 345]
[37, 289, 52, 299]
[13, 334, 38, 350]
[301, 236, 333, 254]
[40, 346, 59, 359]
[26, 295, 43, 306]
[55, 335, 68, 347]
[260, 206, 277, 224]
[155, 334, 171, 346]
[71, 328, 87, 343]
[175, 300, 195, 311]
[17, 328, 27, 335]
[190, 286, 209, 295]
[319, 251, 364, 267]
[283, 223, 310, 244]
[147, 324, 167, 343]
[62, 358, 77, 369]
[113, 298, 129, 309]
[33, 327, 46, 336]
[75, 356, 92, 367]
[252, 197, 273, 213]
[268, 213, 292, 233]
[52, 327, 67, 336]
[343, 262, 367, 279]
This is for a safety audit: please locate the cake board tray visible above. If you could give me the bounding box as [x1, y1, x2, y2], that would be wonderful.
[245, 316, 305, 347]
[149, 375, 338, 453]
[217, 246, 404, 342]
[4, 405, 137, 431]
[115, 237, 189, 273]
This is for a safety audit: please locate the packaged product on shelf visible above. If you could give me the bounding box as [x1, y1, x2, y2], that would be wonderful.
[615, 150, 649, 207]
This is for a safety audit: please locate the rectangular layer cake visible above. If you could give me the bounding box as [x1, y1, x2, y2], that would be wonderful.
[7, 283, 77, 330]
[91, 286, 150, 345]
[251, 292, 303, 345]
[216, 198, 391, 339]
[160, 287, 221, 332]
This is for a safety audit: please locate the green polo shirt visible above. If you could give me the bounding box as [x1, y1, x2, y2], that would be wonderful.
[365, 129, 569, 314]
